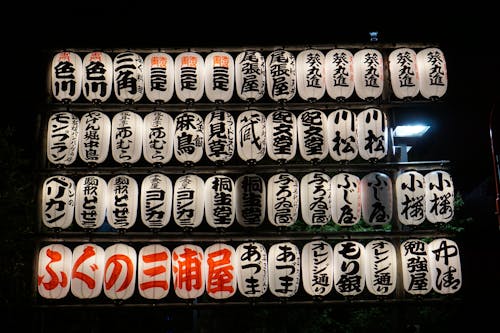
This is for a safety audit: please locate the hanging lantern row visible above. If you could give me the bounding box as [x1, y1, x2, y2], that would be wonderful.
[37, 238, 462, 300]
[47, 108, 389, 166]
[41, 170, 453, 231]
[50, 48, 447, 104]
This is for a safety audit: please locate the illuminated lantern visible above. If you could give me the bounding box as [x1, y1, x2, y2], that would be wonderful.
[140, 173, 172, 229]
[172, 244, 205, 299]
[417, 47, 447, 100]
[138, 244, 171, 299]
[71, 243, 105, 299]
[235, 174, 266, 227]
[356, 108, 388, 161]
[38, 244, 72, 299]
[107, 175, 138, 230]
[327, 109, 358, 162]
[234, 50, 266, 102]
[395, 171, 426, 225]
[204, 110, 235, 164]
[174, 52, 205, 103]
[330, 173, 361, 226]
[361, 172, 393, 226]
[111, 110, 143, 165]
[353, 48, 384, 100]
[324, 49, 354, 101]
[47, 112, 79, 166]
[51, 51, 82, 102]
[204, 51, 235, 103]
[236, 110, 266, 163]
[205, 175, 235, 229]
[267, 173, 299, 227]
[75, 175, 107, 229]
[365, 240, 397, 296]
[103, 243, 137, 300]
[425, 170, 454, 223]
[266, 110, 297, 163]
[297, 109, 328, 162]
[143, 111, 174, 165]
[301, 240, 334, 297]
[82, 51, 113, 103]
[296, 49, 325, 102]
[144, 52, 175, 103]
[236, 242, 268, 298]
[300, 172, 331, 226]
[204, 243, 238, 299]
[266, 49, 296, 102]
[333, 240, 365, 296]
[268, 242, 300, 298]
[400, 239, 431, 295]
[42, 175, 75, 230]
[173, 174, 205, 229]
[113, 52, 144, 103]
[388, 48, 419, 100]
[78, 110, 111, 164]
[174, 112, 204, 164]
[428, 238, 462, 294]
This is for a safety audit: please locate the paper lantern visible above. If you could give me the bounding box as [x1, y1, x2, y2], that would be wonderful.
[140, 173, 172, 229]
[78, 110, 111, 164]
[353, 49, 384, 100]
[75, 175, 108, 229]
[107, 175, 138, 230]
[235, 174, 266, 227]
[204, 51, 235, 103]
[173, 174, 205, 229]
[330, 173, 361, 226]
[111, 110, 143, 165]
[395, 171, 426, 225]
[268, 242, 300, 298]
[113, 52, 144, 103]
[104, 243, 137, 300]
[82, 51, 113, 103]
[51, 51, 82, 102]
[144, 52, 175, 103]
[296, 49, 325, 102]
[417, 47, 447, 99]
[388, 48, 419, 100]
[297, 109, 328, 162]
[266, 110, 297, 163]
[47, 112, 79, 166]
[356, 108, 388, 161]
[174, 111, 204, 164]
[42, 175, 75, 229]
[324, 49, 354, 101]
[361, 172, 393, 226]
[172, 244, 205, 299]
[428, 238, 462, 294]
[333, 241, 365, 296]
[37, 244, 72, 299]
[204, 110, 235, 164]
[365, 240, 397, 296]
[267, 173, 299, 227]
[300, 171, 331, 226]
[174, 52, 205, 103]
[204, 243, 238, 299]
[400, 239, 432, 295]
[236, 110, 267, 163]
[425, 170, 454, 223]
[138, 244, 171, 299]
[301, 240, 334, 297]
[204, 175, 235, 229]
[143, 111, 174, 165]
[234, 50, 266, 102]
[236, 242, 268, 298]
[71, 243, 105, 299]
[266, 50, 296, 102]
[327, 109, 358, 162]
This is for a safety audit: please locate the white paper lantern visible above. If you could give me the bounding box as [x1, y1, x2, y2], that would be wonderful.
[324, 49, 354, 101]
[327, 109, 358, 162]
[205, 175, 235, 229]
[138, 244, 171, 299]
[71, 243, 105, 299]
[174, 111, 204, 164]
[361, 172, 393, 226]
[235, 174, 266, 227]
[330, 173, 361, 226]
[365, 240, 397, 296]
[78, 110, 111, 164]
[103, 243, 137, 300]
[204, 52, 235, 103]
[300, 172, 331, 226]
[388, 48, 419, 100]
[266, 50, 296, 102]
[428, 238, 462, 294]
[38, 244, 72, 299]
[204, 243, 238, 299]
[417, 47, 447, 100]
[333, 241, 365, 296]
[82, 51, 113, 103]
[234, 50, 266, 102]
[144, 52, 175, 103]
[172, 244, 205, 299]
[174, 52, 205, 103]
[356, 108, 388, 161]
[173, 174, 205, 229]
[266, 110, 297, 163]
[75, 175, 107, 229]
[204, 110, 235, 164]
[107, 175, 138, 230]
[297, 109, 328, 162]
[47, 112, 79, 166]
[111, 110, 143, 165]
[42, 175, 75, 230]
[400, 239, 432, 295]
[236, 242, 268, 298]
[268, 242, 300, 298]
[301, 240, 334, 297]
[425, 170, 454, 223]
[143, 111, 174, 165]
[51, 51, 82, 102]
[296, 49, 325, 102]
[140, 173, 172, 229]
[353, 49, 384, 100]
[267, 173, 299, 227]
[236, 110, 267, 163]
[113, 52, 144, 103]
[396, 171, 426, 225]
